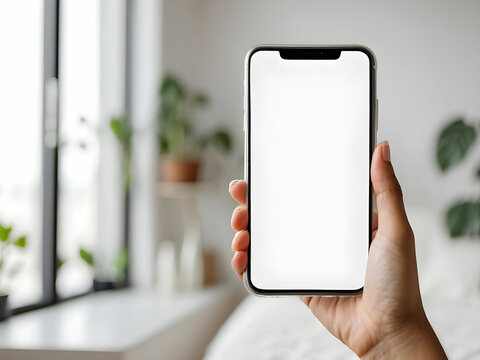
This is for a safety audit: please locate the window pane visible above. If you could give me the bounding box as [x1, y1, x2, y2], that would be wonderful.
[0, 1, 44, 307]
[56, 0, 100, 297]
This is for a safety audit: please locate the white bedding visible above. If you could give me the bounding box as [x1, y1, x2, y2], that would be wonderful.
[205, 207, 480, 359]
[205, 295, 480, 360]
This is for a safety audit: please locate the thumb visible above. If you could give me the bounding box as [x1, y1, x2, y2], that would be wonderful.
[371, 141, 410, 236]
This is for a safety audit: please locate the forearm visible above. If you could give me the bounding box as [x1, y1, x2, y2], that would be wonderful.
[361, 316, 447, 360]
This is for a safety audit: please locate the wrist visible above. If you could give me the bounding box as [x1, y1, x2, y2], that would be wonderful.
[360, 314, 447, 360]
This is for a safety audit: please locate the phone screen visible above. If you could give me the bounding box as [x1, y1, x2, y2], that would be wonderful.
[248, 48, 373, 292]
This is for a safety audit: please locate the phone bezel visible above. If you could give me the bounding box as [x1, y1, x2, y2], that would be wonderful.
[244, 45, 377, 296]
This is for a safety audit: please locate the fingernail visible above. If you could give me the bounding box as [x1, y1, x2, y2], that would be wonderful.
[229, 180, 239, 190]
[381, 141, 391, 162]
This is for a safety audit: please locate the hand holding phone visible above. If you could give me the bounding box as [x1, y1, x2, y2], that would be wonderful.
[230, 142, 447, 359]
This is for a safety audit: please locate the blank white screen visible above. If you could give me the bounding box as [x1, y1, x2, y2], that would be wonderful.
[249, 50, 370, 291]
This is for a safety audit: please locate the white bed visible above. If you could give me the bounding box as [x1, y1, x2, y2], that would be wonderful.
[205, 207, 480, 359]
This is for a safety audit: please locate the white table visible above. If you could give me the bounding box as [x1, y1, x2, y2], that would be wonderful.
[0, 285, 240, 360]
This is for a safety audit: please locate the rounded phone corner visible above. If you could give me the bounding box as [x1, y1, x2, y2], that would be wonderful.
[349, 286, 364, 297]
[352, 44, 377, 69]
[244, 45, 270, 67]
[242, 271, 268, 297]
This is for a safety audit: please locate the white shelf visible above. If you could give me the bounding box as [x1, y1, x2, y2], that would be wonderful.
[0, 285, 239, 360]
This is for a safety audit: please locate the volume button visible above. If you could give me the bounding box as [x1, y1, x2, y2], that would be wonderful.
[375, 98, 379, 131]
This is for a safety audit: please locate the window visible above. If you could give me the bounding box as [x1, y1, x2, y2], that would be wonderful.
[0, 0, 44, 308]
[0, 0, 129, 314]
[56, 0, 101, 298]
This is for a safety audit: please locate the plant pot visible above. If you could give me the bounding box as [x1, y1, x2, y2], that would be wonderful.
[161, 158, 200, 182]
[0, 294, 9, 321]
[93, 279, 115, 292]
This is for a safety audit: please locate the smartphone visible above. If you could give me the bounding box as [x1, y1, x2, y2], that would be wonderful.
[244, 45, 377, 296]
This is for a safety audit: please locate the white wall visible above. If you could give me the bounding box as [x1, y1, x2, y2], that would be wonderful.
[162, 0, 480, 285]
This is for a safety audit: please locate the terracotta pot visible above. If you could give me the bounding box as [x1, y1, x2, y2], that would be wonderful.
[162, 158, 200, 182]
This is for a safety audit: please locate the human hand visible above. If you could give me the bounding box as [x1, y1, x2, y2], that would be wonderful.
[229, 141, 446, 359]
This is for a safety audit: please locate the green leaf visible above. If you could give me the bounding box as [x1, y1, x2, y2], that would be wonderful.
[436, 119, 476, 172]
[160, 75, 185, 101]
[114, 248, 129, 281]
[110, 118, 123, 142]
[0, 225, 12, 242]
[166, 120, 186, 159]
[159, 134, 169, 154]
[13, 236, 27, 248]
[159, 75, 186, 144]
[110, 115, 132, 151]
[160, 75, 185, 122]
[446, 201, 480, 238]
[210, 130, 232, 154]
[110, 115, 132, 190]
[79, 248, 94, 267]
[56, 256, 66, 270]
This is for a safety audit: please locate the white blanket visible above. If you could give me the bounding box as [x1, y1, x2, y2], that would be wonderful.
[205, 295, 480, 359]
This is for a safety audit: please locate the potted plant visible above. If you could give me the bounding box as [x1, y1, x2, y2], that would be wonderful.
[79, 247, 129, 291]
[436, 117, 480, 237]
[158, 75, 232, 182]
[0, 224, 27, 321]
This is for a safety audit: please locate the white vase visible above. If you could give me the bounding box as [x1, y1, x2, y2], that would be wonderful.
[156, 240, 177, 294]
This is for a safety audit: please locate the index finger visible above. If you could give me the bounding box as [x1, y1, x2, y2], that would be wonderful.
[229, 180, 246, 205]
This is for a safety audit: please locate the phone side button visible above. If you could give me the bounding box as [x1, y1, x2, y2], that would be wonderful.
[375, 98, 379, 131]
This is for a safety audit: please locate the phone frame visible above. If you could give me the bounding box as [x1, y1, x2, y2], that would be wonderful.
[243, 45, 377, 296]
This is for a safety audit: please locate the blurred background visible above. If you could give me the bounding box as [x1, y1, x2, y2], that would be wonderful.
[0, 0, 479, 359]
